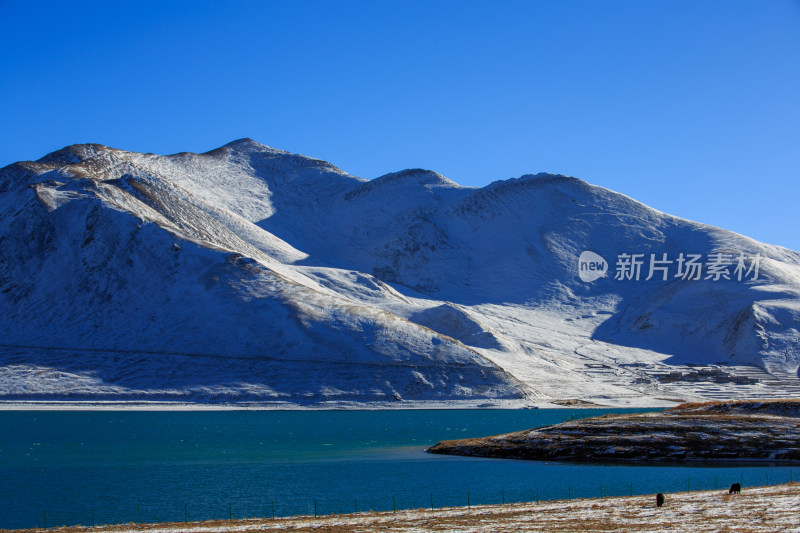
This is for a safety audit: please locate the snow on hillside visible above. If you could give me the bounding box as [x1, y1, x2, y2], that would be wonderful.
[1, 139, 799, 406]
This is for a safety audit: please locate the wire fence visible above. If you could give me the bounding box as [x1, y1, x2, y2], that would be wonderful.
[18, 469, 795, 530]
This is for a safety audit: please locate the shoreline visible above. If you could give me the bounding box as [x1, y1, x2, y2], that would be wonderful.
[0, 398, 679, 411]
[428, 399, 800, 463]
[4, 483, 798, 532]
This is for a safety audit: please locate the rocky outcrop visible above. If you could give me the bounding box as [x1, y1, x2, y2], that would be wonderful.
[428, 400, 800, 462]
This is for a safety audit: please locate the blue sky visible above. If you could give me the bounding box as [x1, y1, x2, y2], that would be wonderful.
[2, 1, 799, 250]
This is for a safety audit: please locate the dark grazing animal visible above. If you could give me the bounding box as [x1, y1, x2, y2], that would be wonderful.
[729, 482, 741, 494]
[656, 492, 665, 507]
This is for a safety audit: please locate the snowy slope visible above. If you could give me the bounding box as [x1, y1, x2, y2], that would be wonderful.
[1, 139, 799, 406]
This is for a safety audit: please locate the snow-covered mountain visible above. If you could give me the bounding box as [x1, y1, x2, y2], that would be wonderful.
[1, 139, 798, 406]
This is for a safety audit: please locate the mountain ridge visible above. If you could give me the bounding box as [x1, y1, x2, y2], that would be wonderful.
[1, 140, 798, 406]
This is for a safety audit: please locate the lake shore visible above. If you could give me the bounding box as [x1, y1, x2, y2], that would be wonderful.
[0, 397, 679, 411]
[6, 483, 799, 532]
[428, 399, 800, 462]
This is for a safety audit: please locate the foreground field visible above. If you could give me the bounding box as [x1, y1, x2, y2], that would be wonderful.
[7, 483, 800, 533]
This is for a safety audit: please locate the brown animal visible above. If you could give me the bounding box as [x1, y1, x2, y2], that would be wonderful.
[656, 492, 664, 507]
[729, 482, 741, 494]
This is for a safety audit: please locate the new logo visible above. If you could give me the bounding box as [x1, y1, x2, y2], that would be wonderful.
[578, 251, 608, 282]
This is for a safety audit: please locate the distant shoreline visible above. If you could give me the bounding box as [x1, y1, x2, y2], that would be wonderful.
[0, 398, 677, 411]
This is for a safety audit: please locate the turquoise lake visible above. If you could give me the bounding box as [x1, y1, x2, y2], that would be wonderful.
[0, 409, 796, 529]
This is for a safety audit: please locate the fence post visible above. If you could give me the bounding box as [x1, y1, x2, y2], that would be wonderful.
[184, 503, 187, 524]
[355, 497, 358, 514]
[536, 487, 539, 504]
[502, 489, 505, 505]
[568, 485, 571, 500]
[92, 508, 95, 528]
[467, 490, 470, 509]
[600, 482, 603, 498]
[430, 493, 434, 510]
[314, 498, 317, 518]
[272, 500, 275, 520]
[393, 495, 396, 514]
[43, 510, 46, 529]
[229, 502, 232, 521]
[630, 481, 632, 496]
[138, 505, 141, 523]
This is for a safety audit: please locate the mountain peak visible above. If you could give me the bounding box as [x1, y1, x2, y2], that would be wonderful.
[35, 143, 111, 167]
[208, 138, 288, 157]
[221, 138, 271, 151]
[374, 168, 459, 187]
[487, 172, 585, 190]
[344, 168, 461, 202]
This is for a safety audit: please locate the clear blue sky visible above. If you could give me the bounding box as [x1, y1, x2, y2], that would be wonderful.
[2, 1, 799, 250]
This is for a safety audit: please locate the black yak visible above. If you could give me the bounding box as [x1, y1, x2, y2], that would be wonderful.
[729, 482, 741, 494]
[656, 492, 665, 507]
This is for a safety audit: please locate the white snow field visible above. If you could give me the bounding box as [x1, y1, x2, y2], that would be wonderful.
[1, 139, 799, 407]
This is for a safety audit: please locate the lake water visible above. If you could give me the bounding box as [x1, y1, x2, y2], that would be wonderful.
[0, 409, 795, 529]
